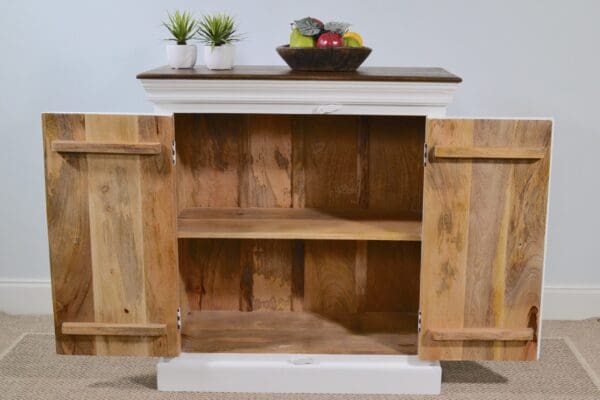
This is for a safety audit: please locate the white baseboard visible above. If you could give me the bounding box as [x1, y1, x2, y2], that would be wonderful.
[542, 286, 600, 320]
[0, 280, 53, 315]
[0, 280, 599, 320]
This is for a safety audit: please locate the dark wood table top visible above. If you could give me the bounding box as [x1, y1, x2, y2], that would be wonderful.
[137, 65, 462, 83]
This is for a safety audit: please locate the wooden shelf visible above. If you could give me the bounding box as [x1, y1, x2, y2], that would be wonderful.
[177, 208, 422, 241]
[137, 65, 462, 83]
[181, 311, 417, 355]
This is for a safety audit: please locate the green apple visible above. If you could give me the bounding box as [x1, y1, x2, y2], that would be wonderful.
[290, 28, 315, 48]
[343, 37, 361, 47]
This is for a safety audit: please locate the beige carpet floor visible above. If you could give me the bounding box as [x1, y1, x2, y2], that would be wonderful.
[0, 313, 599, 399]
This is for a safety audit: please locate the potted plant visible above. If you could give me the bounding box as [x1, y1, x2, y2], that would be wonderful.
[197, 13, 243, 70]
[163, 10, 199, 69]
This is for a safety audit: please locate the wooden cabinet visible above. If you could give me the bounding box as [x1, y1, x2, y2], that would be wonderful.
[43, 68, 552, 364]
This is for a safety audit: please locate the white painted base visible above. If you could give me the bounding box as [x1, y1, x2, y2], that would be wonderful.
[157, 353, 441, 394]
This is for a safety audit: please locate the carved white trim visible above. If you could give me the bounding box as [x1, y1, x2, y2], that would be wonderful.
[139, 79, 459, 116]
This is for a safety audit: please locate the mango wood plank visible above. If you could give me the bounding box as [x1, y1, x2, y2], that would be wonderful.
[368, 116, 425, 213]
[194, 239, 242, 311]
[500, 120, 552, 360]
[43, 113, 96, 355]
[175, 115, 244, 313]
[177, 239, 203, 315]
[291, 117, 306, 208]
[240, 115, 292, 208]
[178, 207, 422, 241]
[433, 146, 545, 160]
[85, 115, 149, 355]
[366, 242, 421, 313]
[304, 241, 358, 317]
[182, 311, 418, 354]
[302, 116, 360, 207]
[137, 116, 181, 355]
[51, 140, 161, 155]
[43, 113, 179, 356]
[367, 116, 425, 315]
[240, 240, 294, 311]
[429, 327, 534, 342]
[419, 119, 551, 361]
[239, 116, 294, 312]
[175, 114, 243, 211]
[355, 241, 368, 313]
[62, 322, 167, 337]
[291, 241, 305, 311]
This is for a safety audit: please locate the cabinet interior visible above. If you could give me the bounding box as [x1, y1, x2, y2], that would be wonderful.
[175, 114, 425, 355]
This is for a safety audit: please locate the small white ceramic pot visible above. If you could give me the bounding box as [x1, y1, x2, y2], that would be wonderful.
[204, 44, 235, 70]
[166, 44, 197, 69]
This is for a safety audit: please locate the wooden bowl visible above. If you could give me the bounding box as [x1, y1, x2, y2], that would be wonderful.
[276, 45, 372, 72]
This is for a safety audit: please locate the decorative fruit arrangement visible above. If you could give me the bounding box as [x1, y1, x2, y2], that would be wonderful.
[289, 17, 364, 48]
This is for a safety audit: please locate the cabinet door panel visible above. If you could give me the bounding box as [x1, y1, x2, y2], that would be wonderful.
[419, 118, 551, 361]
[43, 113, 179, 356]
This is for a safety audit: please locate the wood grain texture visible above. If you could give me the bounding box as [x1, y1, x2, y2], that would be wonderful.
[175, 114, 243, 210]
[304, 241, 358, 317]
[368, 117, 425, 213]
[366, 241, 421, 313]
[433, 146, 545, 160]
[302, 116, 360, 208]
[62, 322, 167, 337]
[182, 311, 417, 355]
[239, 116, 294, 313]
[137, 65, 462, 83]
[85, 114, 148, 355]
[419, 118, 552, 361]
[239, 115, 292, 208]
[43, 113, 179, 356]
[43, 113, 95, 355]
[298, 117, 361, 321]
[177, 239, 202, 316]
[51, 140, 161, 155]
[367, 117, 424, 315]
[137, 116, 180, 355]
[175, 115, 244, 314]
[178, 207, 422, 241]
[240, 240, 294, 311]
[175, 114, 426, 334]
[196, 239, 241, 311]
[429, 327, 534, 342]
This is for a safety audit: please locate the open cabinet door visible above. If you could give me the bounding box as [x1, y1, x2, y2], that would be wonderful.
[419, 118, 552, 361]
[43, 113, 180, 356]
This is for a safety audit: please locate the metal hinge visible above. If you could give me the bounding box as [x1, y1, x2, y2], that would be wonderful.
[171, 140, 176, 165]
[176, 307, 181, 330]
[418, 310, 422, 333]
[423, 143, 428, 167]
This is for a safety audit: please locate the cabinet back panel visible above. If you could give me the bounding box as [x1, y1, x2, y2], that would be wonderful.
[175, 114, 424, 319]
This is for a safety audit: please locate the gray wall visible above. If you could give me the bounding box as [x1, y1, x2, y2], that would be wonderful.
[1, 0, 598, 288]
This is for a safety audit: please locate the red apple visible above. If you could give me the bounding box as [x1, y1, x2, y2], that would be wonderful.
[316, 32, 344, 48]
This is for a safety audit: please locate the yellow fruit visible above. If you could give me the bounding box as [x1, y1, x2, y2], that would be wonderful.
[343, 31, 363, 47]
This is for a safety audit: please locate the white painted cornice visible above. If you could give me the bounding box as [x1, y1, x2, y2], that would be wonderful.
[139, 79, 459, 117]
